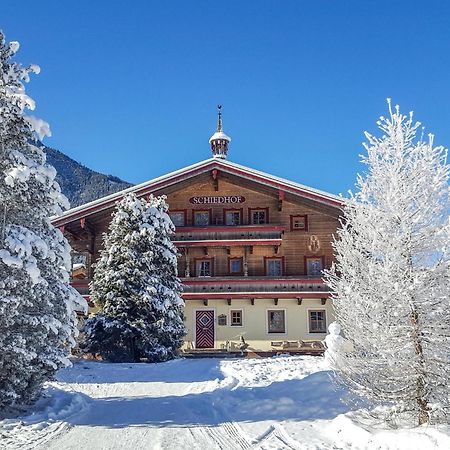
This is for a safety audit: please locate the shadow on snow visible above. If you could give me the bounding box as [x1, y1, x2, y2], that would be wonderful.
[66, 371, 351, 428]
[58, 358, 225, 384]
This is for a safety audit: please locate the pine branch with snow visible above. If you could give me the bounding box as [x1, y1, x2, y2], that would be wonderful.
[0, 32, 87, 409]
[324, 101, 450, 426]
[82, 193, 186, 362]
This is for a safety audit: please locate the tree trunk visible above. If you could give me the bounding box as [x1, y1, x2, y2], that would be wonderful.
[410, 307, 429, 425]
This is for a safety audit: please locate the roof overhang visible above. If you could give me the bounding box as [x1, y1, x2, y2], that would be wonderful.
[51, 158, 344, 227]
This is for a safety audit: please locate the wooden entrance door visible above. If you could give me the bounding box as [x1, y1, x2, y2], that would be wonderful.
[195, 310, 215, 348]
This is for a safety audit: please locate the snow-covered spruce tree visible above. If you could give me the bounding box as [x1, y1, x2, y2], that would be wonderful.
[324, 101, 450, 426]
[82, 193, 186, 362]
[0, 33, 86, 409]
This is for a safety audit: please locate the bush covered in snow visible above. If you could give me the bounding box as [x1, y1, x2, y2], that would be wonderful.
[0, 32, 86, 410]
[81, 193, 186, 362]
[324, 101, 450, 426]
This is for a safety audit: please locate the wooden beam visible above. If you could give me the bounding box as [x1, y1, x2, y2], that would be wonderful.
[278, 190, 284, 211]
[321, 298, 327, 305]
[297, 298, 303, 305]
[250, 298, 255, 306]
[274, 298, 278, 305]
[227, 298, 231, 306]
[203, 299, 208, 306]
[211, 169, 219, 191]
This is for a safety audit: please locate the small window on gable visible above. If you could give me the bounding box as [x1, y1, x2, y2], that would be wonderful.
[250, 208, 268, 225]
[194, 210, 211, 226]
[169, 211, 185, 227]
[230, 310, 243, 326]
[290, 215, 308, 231]
[225, 209, 242, 226]
[309, 310, 326, 333]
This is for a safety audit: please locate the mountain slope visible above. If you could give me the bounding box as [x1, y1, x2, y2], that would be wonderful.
[45, 146, 133, 208]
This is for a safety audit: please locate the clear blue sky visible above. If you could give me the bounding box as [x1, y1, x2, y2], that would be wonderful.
[3, 1, 450, 195]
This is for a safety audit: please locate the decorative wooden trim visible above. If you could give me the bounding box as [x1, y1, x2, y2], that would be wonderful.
[248, 207, 269, 225]
[223, 208, 244, 226]
[297, 298, 303, 305]
[182, 292, 332, 300]
[250, 298, 255, 305]
[173, 239, 282, 247]
[193, 257, 214, 277]
[192, 208, 212, 226]
[290, 214, 309, 231]
[263, 256, 285, 276]
[228, 257, 244, 276]
[227, 298, 232, 306]
[304, 255, 326, 276]
[181, 276, 324, 286]
[174, 225, 285, 233]
[168, 209, 188, 227]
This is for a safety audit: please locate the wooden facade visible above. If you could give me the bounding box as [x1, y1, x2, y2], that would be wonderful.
[53, 157, 343, 353]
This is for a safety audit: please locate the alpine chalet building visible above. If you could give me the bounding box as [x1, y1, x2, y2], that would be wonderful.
[52, 108, 343, 354]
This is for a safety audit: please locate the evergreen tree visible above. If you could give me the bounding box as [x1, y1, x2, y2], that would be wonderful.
[324, 101, 450, 426]
[0, 33, 86, 409]
[82, 193, 186, 362]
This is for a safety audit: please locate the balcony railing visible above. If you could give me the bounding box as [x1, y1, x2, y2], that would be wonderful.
[172, 224, 285, 246]
[71, 275, 330, 298]
[180, 276, 330, 298]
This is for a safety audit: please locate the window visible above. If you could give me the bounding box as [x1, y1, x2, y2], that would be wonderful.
[224, 209, 242, 226]
[249, 208, 268, 225]
[193, 210, 211, 226]
[169, 211, 185, 227]
[196, 259, 213, 277]
[290, 215, 308, 231]
[265, 257, 283, 276]
[267, 310, 286, 333]
[229, 257, 243, 275]
[309, 310, 326, 333]
[230, 310, 243, 326]
[305, 257, 324, 276]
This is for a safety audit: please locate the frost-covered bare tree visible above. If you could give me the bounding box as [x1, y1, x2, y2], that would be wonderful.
[0, 32, 86, 409]
[324, 101, 450, 426]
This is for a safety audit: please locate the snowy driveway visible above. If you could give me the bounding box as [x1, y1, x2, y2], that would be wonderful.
[2, 356, 450, 449]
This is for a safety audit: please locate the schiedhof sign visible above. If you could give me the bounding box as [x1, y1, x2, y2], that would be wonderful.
[189, 196, 246, 205]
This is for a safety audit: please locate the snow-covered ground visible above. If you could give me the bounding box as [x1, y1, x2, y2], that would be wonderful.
[1, 356, 450, 450]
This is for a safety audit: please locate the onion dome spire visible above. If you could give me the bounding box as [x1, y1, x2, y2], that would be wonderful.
[209, 105, 231, 159]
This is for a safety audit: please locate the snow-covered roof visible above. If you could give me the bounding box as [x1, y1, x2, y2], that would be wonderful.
[209, 131, 231, 143]
[52, 157, 343, 226]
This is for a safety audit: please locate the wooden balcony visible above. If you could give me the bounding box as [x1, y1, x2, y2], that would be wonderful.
[180, 276, 331, 300]
[70, 276, 331, 300]
[172, 224, 285, 247]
